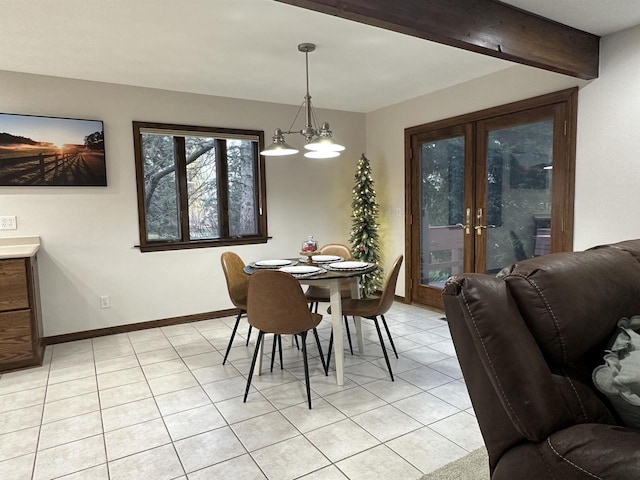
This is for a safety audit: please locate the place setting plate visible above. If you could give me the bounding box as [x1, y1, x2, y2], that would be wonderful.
[310, 255, 343, 263]
[279, 265, 326, 277]
[326, 261, 372, 271]
[250, 259, 296, 269]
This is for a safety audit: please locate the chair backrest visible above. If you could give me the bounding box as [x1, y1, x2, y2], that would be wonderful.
[220, 251, 249, 309]
[248, 270, 320, 335]
[320, 243, 352, 259]
[375, 255, 403, 314]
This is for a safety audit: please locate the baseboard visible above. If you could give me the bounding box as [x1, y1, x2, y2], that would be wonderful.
[43, 308, 238, 345]
[43, 295, 420, 345]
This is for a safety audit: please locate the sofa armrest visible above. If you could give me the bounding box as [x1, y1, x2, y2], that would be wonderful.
[493, 423, 640, 479]
[444, 275, 575, 441]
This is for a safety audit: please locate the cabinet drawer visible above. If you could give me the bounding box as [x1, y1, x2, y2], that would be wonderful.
[0, 259, 29, 311]
[0, 310, 33, 362]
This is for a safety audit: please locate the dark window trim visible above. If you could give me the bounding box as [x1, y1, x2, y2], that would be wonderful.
[132, 121, 268, 252]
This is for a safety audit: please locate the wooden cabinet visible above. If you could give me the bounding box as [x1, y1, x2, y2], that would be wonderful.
[0, 256, 44, 371]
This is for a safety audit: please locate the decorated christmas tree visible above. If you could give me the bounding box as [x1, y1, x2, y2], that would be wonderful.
[349, 154, 383, 297]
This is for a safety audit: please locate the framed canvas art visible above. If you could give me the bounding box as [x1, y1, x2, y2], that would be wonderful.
[0, 113, 106, 186]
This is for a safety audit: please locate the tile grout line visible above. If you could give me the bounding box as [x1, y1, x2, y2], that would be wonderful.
[32, 345, 53, 480]
[141, 327, 188, 479]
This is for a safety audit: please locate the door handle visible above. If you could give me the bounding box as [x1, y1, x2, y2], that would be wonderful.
[456, 207, 472, 235]
[475, 208, 487, 236]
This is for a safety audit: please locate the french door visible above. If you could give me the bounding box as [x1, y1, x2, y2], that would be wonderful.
[405, 89, 577, 309]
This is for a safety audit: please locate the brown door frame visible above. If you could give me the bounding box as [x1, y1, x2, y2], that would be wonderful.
[404, 87, 577, 307]
[407, 124, 474, 307]
[474, 104, 558, 273]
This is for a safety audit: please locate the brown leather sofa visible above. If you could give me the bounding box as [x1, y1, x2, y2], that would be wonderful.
[443, 239, 640, 479]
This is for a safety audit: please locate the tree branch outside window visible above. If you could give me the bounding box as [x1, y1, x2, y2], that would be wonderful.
[132, 122, 268, 252]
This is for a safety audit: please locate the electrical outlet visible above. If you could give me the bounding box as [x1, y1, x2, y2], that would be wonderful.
[100, 295, 111, 309]
[0, 216, 17, 230]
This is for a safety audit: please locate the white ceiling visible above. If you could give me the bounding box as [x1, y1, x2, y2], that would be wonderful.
[499, 0, 640, 37]
[1, 0, 639, 113]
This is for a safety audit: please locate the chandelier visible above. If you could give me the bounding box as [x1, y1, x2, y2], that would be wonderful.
[260, 43, 345, 159]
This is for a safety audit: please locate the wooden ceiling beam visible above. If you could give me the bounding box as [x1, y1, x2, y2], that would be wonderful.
[274, 0, 599, 79]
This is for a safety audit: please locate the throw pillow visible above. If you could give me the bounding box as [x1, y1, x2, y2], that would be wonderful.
[593, 315, 640, 430]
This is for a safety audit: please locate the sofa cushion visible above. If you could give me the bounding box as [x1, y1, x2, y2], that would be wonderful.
[493, 423, 640, 479]
[498, 241, 640, 367]
[444, 274, 601, 442]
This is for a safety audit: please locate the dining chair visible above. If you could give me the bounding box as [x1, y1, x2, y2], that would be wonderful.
[220, 251, 253, 365]
[305, 243, 356, 352]
[326, 255, 403, 381]
[244, 270, 328, 409]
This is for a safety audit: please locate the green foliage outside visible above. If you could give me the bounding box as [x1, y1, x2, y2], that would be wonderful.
[141, 134, 257, 241]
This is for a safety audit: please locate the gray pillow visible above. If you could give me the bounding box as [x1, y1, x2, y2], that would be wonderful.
[593, 315, 640, 430]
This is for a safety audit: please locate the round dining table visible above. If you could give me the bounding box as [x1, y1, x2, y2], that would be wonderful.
[244, 259, 376, 386]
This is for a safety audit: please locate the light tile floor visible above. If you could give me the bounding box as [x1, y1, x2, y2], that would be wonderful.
[0, 302, 484, 480]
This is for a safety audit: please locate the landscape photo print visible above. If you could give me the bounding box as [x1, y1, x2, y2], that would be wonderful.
[0, 113, 106, 186]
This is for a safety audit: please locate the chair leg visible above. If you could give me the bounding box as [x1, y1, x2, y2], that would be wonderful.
[300, 331, 312, 409]
[278, 334, 284, 370]
[380, 315, 398, 359]
[373, 316, 394, 381]
[245, 325, 253, 346]
[324, 320, 352, 367]
[312, 328, 328, 376]
[343, 315, 354, 355]
[294, 334, 300, 350]
[223, 310, 244, 365]
[244, 331, 264, 402]
[314, 302, 319, 314]
[270, 334, 278, 372]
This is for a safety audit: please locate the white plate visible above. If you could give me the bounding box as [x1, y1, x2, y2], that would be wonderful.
[311, 255, 342, 263]
[279, 265, 322, 274]
[253, 259, 292, 268]
[328, 261, 370, 270]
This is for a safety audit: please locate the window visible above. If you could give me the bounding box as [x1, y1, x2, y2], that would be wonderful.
[133, 122, 267, 251]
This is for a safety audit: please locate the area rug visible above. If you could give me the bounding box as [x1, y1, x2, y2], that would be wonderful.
[418, 447, 489, 480]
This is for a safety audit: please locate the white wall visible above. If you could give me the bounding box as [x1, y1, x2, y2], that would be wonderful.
[0, 71, 364, 336]
[574, 25, 640, 249]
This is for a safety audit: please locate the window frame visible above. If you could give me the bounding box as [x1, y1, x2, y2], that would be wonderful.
[404, 87, 577, 308]
[132, 121, 268, 252]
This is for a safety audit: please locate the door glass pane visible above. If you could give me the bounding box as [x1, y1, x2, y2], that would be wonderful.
[185, 136, 219, 239]
[419, 136, 465, 288]
[141, 134, 180, 241]
[227, 140, 258, 236]
[485, 120, 553, 273]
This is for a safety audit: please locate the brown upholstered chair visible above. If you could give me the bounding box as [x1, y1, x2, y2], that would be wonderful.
[305, 243, 353, 308]
[443, 240, 640, 479]
[220, 252, 253, 365]
[245, 270, 327, 409]
[327, 255, 403, 381]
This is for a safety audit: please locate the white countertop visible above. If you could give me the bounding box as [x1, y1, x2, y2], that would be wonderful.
[0, 236, 40, 259]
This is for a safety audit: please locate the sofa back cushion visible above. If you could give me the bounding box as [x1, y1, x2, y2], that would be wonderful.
[498, 240, 640, 368]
